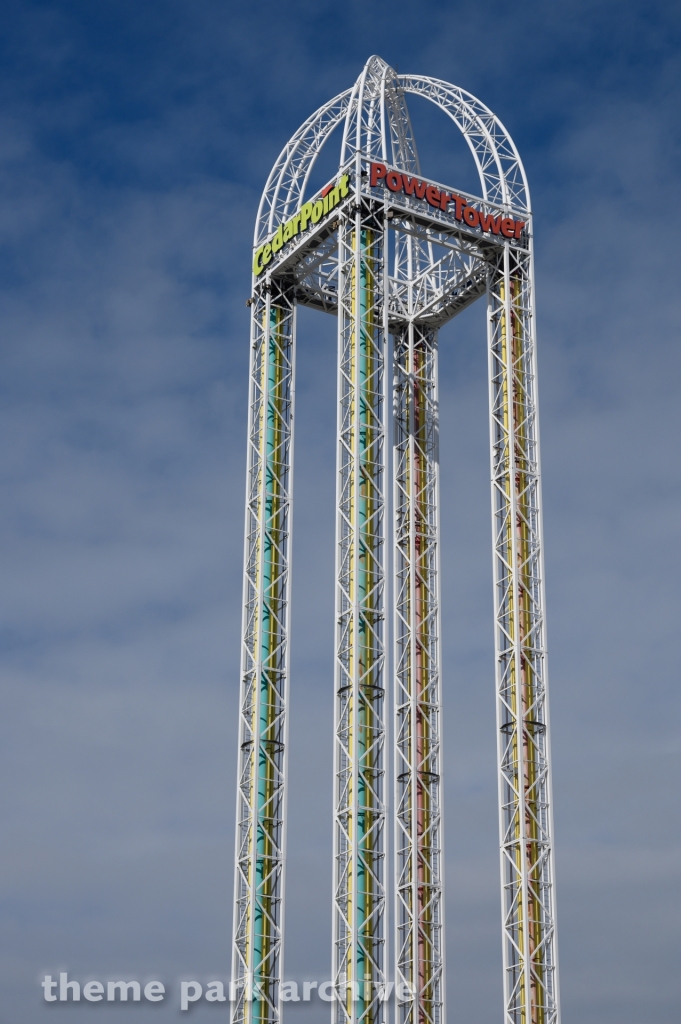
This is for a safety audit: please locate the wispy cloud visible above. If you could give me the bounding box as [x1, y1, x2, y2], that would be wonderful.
[0, 2, 678, 1022]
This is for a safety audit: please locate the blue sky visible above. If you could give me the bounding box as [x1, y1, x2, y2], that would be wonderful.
[0, 1, 679, 1022]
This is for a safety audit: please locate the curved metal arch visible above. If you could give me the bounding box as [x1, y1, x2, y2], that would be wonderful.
[256, 62, 530, 254]
[339, 55, 420, 173]
[256, 88, 352, 244]
[398, 75, 530, 212]
[340, 54, 382, 164]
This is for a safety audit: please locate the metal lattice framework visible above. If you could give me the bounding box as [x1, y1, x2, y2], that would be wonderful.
[232, 278, 295, 1024]
[333, 202, 387, 1024]
[232, 55, 560, 1024]
[394, 321, 443, 1024]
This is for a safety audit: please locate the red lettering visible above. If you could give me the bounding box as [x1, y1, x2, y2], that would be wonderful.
[402, 175, 427, 199]
[501, 218, 515, 237]
[425, 185, 441, 207]
[514, 220, 526, 239]
[402, 175, 427, 198]
[370, 162, 387, 187]
[479, 211, 502, 234]
[453, 195, 467, 220]
[440, 192, 452, 211]
[321, 182, 334, 198]
[463, 206, 480, 228]
[386, 170, 403, 192]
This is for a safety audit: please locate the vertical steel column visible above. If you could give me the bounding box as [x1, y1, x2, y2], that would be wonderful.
[333, 195, 387, 1024]
[232, 279, 295, 1024]
[487, 236, 559, 1024]
[394, 322, 443, 1024]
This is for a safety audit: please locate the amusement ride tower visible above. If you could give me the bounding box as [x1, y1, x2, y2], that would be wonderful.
[231, 56, 560, 1024]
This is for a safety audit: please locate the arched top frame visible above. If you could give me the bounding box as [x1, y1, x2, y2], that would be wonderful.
[255, 56, 530, 246]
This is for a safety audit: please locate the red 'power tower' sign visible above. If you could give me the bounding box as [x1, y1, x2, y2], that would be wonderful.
[369, 162, 525, 239]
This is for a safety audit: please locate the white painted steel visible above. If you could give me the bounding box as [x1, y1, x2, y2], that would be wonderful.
[332, 60, 393, 1024]
[257, 92, 352, 243]
[393, 320, 444, 1024]
[486, 241, 559, 1024]
[232, 281, 295, 1024]
[234, 54, 560, 1024]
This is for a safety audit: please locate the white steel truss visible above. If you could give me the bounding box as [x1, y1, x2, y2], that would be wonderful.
[487, 243, 559, 1024]
[394, 322, 443, 1024]
[333, 195, 388, 1024]
[232, 278, 295, 1024]
[233, 54, 560, 1024]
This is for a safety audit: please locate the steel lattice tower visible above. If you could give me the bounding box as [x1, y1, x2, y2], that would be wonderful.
[232, 55, 560, 1024]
